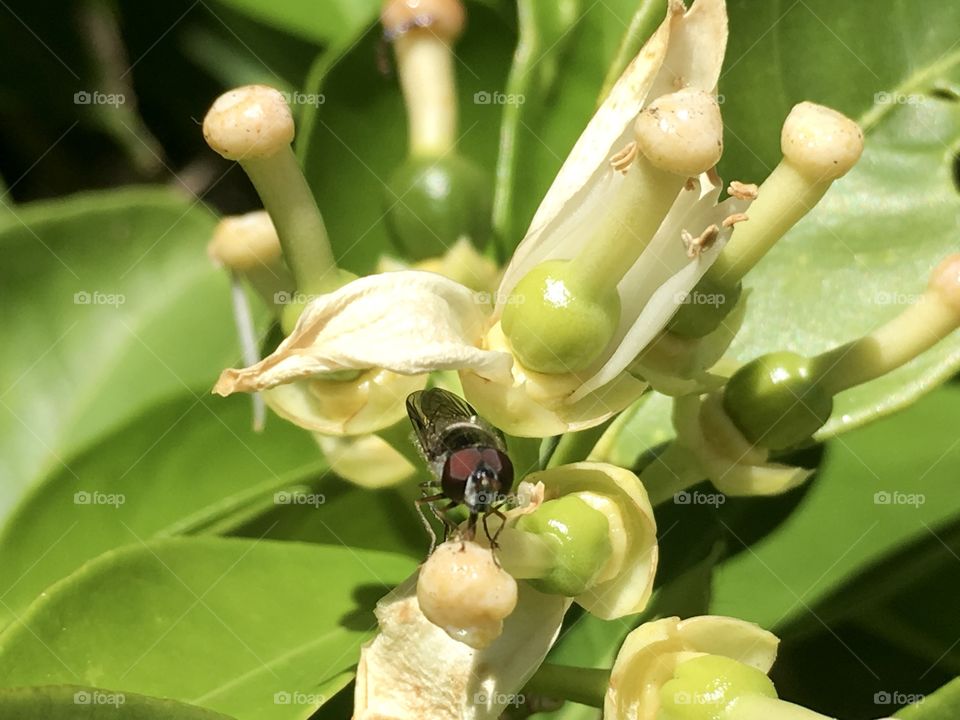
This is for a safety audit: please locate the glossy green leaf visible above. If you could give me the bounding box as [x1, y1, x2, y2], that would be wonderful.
[719, 1, 960, 438]
[0, 189, 241, 521]
[207, 0, 379, 47]
[296, 1, 514, 273]
[0, 685, 235, 719]
[0, 395, 322, 627]
[0, 537, 416, 720]
[710, 384, 960, 631]
[897, 677, 960, 719]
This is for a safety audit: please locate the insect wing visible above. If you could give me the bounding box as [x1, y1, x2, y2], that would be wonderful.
[406, 388, 475, 458]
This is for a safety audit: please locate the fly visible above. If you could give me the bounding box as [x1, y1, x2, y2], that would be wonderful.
[406, 387, 514, 552]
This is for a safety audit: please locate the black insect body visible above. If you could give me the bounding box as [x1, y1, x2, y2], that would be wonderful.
[406, 388, 514, 551]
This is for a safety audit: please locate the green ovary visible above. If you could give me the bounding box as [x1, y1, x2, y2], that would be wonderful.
[501, 260, 621, 375]
[658, 655, 777, 720]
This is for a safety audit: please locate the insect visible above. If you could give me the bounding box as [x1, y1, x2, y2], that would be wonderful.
[406, 387, 514, 552]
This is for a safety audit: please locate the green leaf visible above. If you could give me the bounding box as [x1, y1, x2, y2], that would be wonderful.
[296, 1, 515, 273]
[0, 188, 242, 521]
[0, 394, 322, 627]
[0, 537, 416, 720]
[0, 685, 235, 719]
[710, 384, 960, 631]
[897, 677, 960, 719]
[719, 1, 960, 438]
[206, 0, 379, 47]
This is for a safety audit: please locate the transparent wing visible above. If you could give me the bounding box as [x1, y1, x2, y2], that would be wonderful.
[406, 388, 480, 459]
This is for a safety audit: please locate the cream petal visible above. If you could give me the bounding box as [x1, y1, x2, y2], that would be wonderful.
[571, 178, 749, 401]
[496, 0, 729, 315]
[604, 615, 779, 720]
[214, 271, 511, 395]
[355, 574, 570, 720]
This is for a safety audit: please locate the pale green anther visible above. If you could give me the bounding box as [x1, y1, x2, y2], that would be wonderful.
[657, 654, 777, 720]
[501, 259, 621, 374]
[514, 494, 613, 596]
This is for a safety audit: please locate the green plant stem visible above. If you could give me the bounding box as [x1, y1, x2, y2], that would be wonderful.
[547, 417, 616, 468]
[638, 442, 705, 506]
[242, 146, 339, 295]
[524, 663, 611, 708]
[598, 0, 668, 102]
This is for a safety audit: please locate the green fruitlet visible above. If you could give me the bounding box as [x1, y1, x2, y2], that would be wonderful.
[658, 654, 777, 720]
[501, 260, 621, 375]
[723, 351, 833, 451]
[384, 154, 492, 261]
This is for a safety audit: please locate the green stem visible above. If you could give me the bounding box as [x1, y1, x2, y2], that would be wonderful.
[571, 161, 681, 297]
[709, 162, 827, 287]
[547, 418, 616, 468]
[242, 146, 339, 295]
[638, 442, 705, 506]
[524, 663, 611, 708]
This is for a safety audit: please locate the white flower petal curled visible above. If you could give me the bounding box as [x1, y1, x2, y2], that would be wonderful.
[604, 615, 779, 720]
[214, 270, 512, 393]
[355, 574, 570, 720]
[496, 0, 728, 310]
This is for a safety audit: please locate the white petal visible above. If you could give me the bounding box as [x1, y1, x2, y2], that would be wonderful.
[214, 271, 511, 395]
[496, 0, 728, 311]
[355, 574, 570, 720]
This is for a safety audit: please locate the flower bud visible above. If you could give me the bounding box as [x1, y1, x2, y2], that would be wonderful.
[203, 85, 294, 160]
[417, 539, 518, 649]
[780, 101, 864, 181]
[381, 0, 466, 41]
[501, 260, 621, 374]
[634, 89, 724, 177]
[722, 351, 833, 451]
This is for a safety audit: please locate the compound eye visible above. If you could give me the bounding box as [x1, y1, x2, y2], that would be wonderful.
[482, 448, 514, 493]
[441, 447, 481, 501]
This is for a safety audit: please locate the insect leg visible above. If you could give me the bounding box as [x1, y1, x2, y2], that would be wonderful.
[415, 493, 447, 555]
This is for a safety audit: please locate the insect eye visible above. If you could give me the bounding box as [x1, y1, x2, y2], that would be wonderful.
[485, 449, 513, 493]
